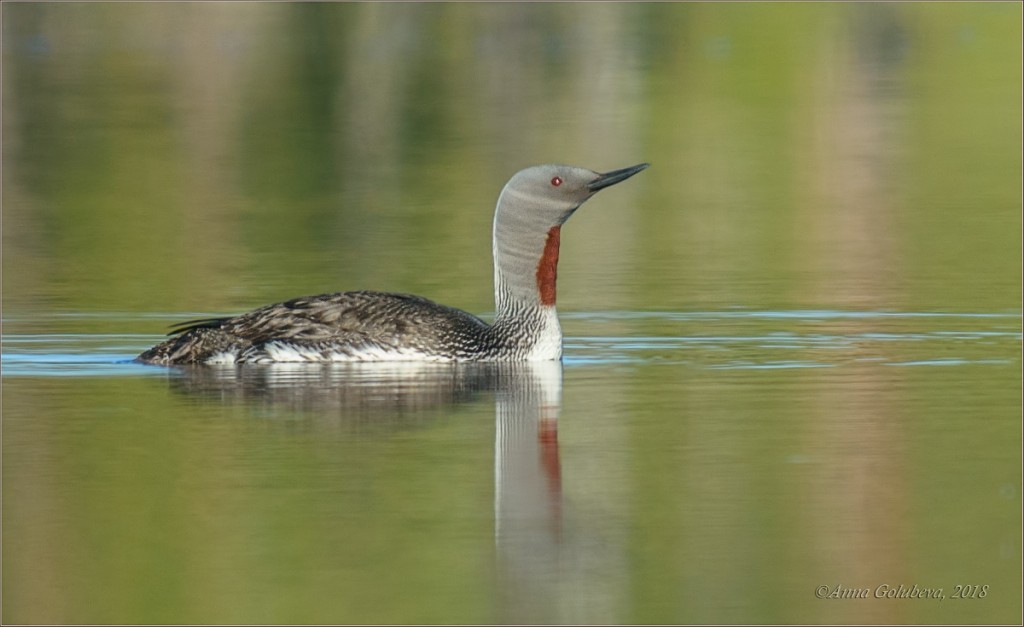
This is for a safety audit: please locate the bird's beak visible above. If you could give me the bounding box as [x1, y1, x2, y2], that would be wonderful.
[587, 163, 650, 192]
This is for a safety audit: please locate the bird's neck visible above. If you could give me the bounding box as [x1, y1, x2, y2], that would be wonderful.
[492, 211, 560, 318]
[490, 208, 563, 359]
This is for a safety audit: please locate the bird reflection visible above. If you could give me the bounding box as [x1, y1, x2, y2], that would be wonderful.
[166, 361, 578, 621]
[493, 361, 570, 623]
[167, 362, 498, 423]
[495, 361, 563, 541]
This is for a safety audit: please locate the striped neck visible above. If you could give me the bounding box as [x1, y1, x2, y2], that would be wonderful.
[492, 218, 564, 359]
[489, 304, 562, 361]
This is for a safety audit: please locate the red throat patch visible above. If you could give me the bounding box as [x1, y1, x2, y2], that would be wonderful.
[536, 226, 561, 306]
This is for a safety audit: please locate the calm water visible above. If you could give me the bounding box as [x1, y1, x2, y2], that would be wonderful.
[3, 3, 1022, 625]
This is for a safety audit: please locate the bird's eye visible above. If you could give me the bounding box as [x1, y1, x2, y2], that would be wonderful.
[551, 176, 563, 187]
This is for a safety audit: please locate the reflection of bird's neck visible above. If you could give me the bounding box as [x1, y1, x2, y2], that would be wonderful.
[538, 416, 562, 531]
[495, 362, 564, 539]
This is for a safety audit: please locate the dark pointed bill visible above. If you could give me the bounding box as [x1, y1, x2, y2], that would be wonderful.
[587, 162, 650, 192]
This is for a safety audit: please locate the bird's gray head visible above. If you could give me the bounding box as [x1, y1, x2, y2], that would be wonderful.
[498, 163, 650, 227]
[492, 162, 649, 314]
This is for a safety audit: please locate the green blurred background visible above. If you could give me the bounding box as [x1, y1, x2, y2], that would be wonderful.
[4, 2, 1020, 317]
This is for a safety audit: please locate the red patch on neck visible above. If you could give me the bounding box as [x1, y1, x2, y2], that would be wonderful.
[536, 226, 561, 306]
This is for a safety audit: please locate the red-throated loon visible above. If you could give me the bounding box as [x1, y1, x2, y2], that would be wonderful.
[136, 162, 649, 365]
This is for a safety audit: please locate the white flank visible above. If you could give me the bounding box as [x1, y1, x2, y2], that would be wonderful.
[253, 341, 454, 364]
[205, 351, 238, 365]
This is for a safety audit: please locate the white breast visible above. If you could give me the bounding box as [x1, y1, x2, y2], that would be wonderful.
[524, 307, 563, 361]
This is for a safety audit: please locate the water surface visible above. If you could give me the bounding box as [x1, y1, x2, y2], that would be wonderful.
[3, 310, 1020, 624]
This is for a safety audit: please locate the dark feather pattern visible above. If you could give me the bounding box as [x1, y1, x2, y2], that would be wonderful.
[137, 291, 525, 364]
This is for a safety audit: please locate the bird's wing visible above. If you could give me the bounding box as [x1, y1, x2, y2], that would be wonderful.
[218, 291, 488, 345]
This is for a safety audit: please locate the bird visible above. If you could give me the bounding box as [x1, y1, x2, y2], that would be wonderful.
[136, 162, 649, 365]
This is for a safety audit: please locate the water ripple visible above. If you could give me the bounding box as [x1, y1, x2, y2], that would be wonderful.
[2, 310, 1020, 376]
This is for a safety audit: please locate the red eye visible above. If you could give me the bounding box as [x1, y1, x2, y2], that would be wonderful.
[551, 176, 563, 187]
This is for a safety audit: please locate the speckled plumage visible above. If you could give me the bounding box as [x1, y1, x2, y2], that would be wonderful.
[137, 163, 648, 365]
[139, 291, 550, 364]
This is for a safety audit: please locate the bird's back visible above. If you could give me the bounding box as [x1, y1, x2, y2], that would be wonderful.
[137, 291, 495, 364]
